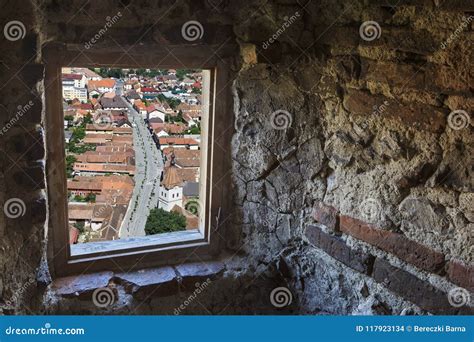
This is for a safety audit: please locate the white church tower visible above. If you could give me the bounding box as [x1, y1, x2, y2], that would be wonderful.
[158, 154, 183, 211]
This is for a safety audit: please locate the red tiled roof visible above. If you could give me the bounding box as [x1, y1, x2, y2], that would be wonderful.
[141, 87, 158, 93]
[158, 137, 199, 145]
[62, 73, 83, 80]
[88, 79, 116, 90]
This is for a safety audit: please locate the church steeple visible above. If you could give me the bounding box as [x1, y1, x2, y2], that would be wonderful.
[161, 152, 182, 189]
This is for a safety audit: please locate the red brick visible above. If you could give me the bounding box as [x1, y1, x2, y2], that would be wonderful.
[340, 215, 446, 273]
[305, 225, 374, 275]
[447, 260, 474, 292]
[312, 202, 338, 231]
[373, 258, 471, 315]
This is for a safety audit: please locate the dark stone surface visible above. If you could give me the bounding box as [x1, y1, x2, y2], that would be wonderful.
[305, 225, 374, 275]
[175, 262, 225, 290]
[340, 215, 446, 273]
[12, 162, 45, 190]
[51, 271, 113, 298]
[114, 267, 178, 299]
[27, 196, 47, 224]
[373, 258, 472, 315]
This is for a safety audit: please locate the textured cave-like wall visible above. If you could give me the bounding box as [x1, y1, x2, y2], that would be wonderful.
[0, 0, 472, 315]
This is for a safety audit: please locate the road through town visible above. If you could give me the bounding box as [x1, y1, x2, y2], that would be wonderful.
[119, 98, 163, 238]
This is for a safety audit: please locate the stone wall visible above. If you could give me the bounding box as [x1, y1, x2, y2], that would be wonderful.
[0, 0, 472, 315]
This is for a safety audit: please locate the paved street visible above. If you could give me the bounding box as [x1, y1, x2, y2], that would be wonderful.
[119, 98, 163, 238]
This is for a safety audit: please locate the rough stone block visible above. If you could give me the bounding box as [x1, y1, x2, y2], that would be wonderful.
[360, 60, 426, 91]
[340, 215, 446, 273]
[373, 258, 471, 315]
[12, 128, 45, 161]
[312, 202, 339, 231]
[343, 88, 446, 133]
[13, 162, 45, 190]
[51, 271, 113, 298]
[27, 196, 47, 224]
[175, 261, 225, 290]
[114, 267, 178, 299]
[240, 43, 257, 65]
[447, 260, 474, 292]
[426, 64, 471, 93]
[305, 225, 374, 275]
[437, 0, 474, 11]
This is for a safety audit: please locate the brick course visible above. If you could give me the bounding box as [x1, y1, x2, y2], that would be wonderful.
[447, 260, 474, 292]
[373, 258, 472, 315]
[305, 225, 374, 275]
[340, 215, 446, 273]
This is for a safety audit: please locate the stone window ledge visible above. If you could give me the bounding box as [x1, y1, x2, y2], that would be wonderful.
[49, 261, 225, 299]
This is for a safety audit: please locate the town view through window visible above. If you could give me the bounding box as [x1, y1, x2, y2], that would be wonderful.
[62, 67, 203, 245]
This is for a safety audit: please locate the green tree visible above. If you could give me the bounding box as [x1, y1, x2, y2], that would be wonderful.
[83, 114, 93, 124]
[64, 115, 74, 124]
[184, 125, 201, 135]
[73, 221, 85, 233]
[85, 193, 96, 202]
[145, 208, 186, 235]
[66, 155, 77, 178]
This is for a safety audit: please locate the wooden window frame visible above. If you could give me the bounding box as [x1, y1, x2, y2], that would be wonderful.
[43, 43, 235, 278]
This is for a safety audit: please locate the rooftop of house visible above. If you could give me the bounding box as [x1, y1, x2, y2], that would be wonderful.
[152, 123, 186, 134]
[75, 153, 130, 164]
[125, 90, 140, 99]
[88, 78, 116, 90]
[100, 96, 128, 109]
[73, 163, 135, 174]
[171, 204, 199, 230]
[96, 145, 134, 153]
[183, 182, 199, 197]
[102, 91, 116, 99]
[71, 67, 102, 79]
[141, 87, 158, 93]
[163, 148, 201, 168]
[62, 73, 83, 80]
[158, 137, 199, 146]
